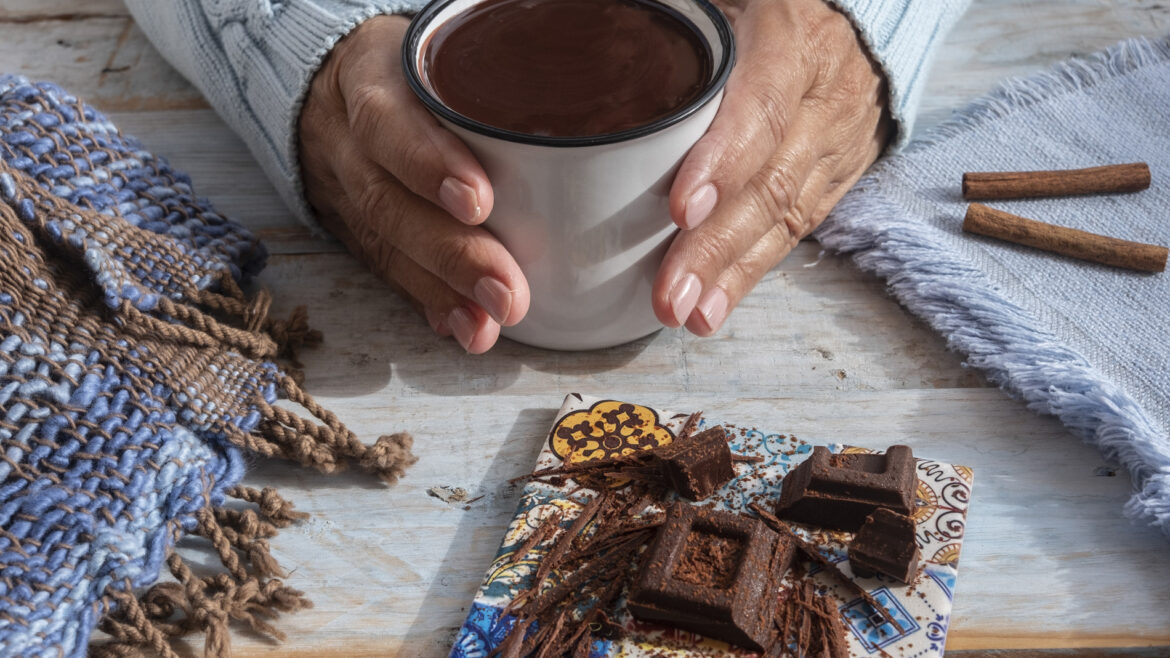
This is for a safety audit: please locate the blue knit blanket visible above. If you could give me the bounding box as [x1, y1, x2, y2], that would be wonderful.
[0, 75, 415, 657]
[816, 36, 1170, 536]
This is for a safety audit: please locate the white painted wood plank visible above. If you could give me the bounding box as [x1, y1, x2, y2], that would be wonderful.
[256, 248, 987, 395]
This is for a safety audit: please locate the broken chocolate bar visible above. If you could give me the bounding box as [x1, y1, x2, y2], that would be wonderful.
[775, 445, 916, 531]
[849, 507, 920, 583]
[627, 502, 794, 651]
[655, 425, 735, 500]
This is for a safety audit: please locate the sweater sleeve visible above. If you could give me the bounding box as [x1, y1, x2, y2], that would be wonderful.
[826, 0, 971, 147]
[123, 0, 428, 228]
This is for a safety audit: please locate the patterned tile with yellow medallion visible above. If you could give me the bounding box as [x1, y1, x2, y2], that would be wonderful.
[451, 393, 973, 658]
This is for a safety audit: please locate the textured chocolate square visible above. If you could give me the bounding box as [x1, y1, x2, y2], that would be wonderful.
[849, 508, 921, 583]
[628, 502, 794, 651]
[776, 445, 916, 531]
[655, 426, 735, 500]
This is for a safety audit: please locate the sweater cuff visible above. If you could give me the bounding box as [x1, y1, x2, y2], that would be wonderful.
[824, 0, 971, 148]
[218, 0, 427, 229]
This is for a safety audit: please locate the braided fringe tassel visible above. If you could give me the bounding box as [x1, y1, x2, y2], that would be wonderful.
[118, 270, 323, 363]
[244, 374, 420, 485]
[93, 486, 313, 658]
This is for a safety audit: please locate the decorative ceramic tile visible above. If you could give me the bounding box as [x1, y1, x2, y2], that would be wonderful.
[451, 393, 974, 657]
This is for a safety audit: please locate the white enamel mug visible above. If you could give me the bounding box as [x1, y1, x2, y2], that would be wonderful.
[403, 0, 735, 351]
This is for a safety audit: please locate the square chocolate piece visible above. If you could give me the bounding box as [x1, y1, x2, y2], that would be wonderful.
[655, 426, 735, 500]
[627, 502, 794, 651]
[776, 445, 916, 531]
[849, 507, 920, 583]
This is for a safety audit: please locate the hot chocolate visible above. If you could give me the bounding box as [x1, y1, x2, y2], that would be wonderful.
[422, 0, 713, 137]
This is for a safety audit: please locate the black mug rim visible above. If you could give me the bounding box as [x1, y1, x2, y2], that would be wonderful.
[402, 0, 737, 148]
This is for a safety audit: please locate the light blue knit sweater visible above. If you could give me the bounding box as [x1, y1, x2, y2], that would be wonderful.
[123, 0, 970, 227]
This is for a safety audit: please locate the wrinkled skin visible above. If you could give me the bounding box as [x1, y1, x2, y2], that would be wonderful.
[298, 0, 890, 352]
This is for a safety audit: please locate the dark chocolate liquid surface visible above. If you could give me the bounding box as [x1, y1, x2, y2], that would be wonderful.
[423, 0, 712, 138]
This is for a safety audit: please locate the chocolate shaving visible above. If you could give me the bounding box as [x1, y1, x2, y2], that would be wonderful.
[510, 452, 656, 485]
[678, 411, 703, 440]
[530, 608, 567, 658]
[507, 510, 563, 567]
[489, 615, 534, 658]
[565, 514, 665, 561]
[731, 453, 765, 463]
[494, 485, 668, 657]
[527, 530, 648, 617]
[570, 627, 594, 658]
[767, 580, 848, 658]
[750, 502, 904, 634]
[532, 492, 608, 589]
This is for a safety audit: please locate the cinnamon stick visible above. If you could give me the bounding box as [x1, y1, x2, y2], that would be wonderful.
[962, 163, 1150, 200]
[963, 203, 1168, 273]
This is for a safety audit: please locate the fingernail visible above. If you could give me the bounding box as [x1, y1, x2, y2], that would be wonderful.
[448, 306, 477, 351]
[668, 273, 701, 327]
[474, 276, 513, 325]
[683, 183, 718, 229]
[439, 177, 481, 224]
[695, 287, 729, 335]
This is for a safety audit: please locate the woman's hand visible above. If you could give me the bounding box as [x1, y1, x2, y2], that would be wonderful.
[653, 0, 892, 335]
[299, 15, 529, 353]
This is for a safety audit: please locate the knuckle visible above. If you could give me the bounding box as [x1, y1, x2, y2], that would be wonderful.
[347, 83, 396, 137]
[356, 181, 405, 232]
[394, 135, 431, 180]
[752, 163, 801, 222]
[780, 209, 811, 245]
[429, 233, 479, 284]
[745, 79, 790, 147]
[370, 240, 403, 279]
[688, 223, 739, 274]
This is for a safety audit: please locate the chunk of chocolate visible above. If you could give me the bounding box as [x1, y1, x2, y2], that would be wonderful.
[628, 502, 794, 651]
[776, 445, 916, 531]
[655, 425, 735, 500]
[849, 508, 920, 583]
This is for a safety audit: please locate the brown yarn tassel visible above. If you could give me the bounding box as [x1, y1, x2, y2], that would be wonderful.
[93, 486, 315, 658]
[241, 374, 417, 484]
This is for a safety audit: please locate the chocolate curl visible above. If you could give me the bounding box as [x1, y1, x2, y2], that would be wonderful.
[749, 503, 904, 634]
[490, 615, 535, 658]
[506, 510, 564, 567]
[527, 530, 649, 617]
[531, 492, 607, 590]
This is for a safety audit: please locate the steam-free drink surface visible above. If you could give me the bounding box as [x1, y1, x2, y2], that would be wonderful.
[423, 0, 713, 138]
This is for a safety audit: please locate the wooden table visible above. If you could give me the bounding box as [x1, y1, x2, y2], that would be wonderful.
[4, 1, 1170, 655]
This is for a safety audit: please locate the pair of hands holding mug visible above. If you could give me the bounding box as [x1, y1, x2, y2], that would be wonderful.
[299, 0, 891, 353]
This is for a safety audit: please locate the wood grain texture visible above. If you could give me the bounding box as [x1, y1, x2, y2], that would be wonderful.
[7, 1, 1170, 656]
[1, 17, 206, 111]
[0, 0, 127, 20]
